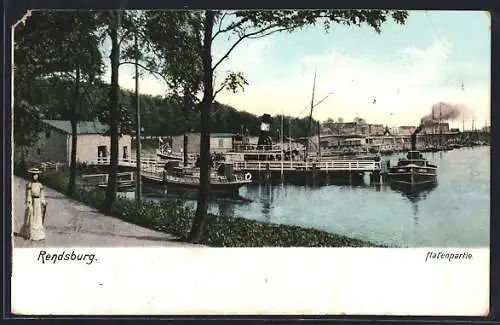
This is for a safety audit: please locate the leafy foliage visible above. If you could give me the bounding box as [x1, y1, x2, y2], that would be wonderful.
[17, 77, 318, 139]
[143, 10, 204, 97]
[14, 10, 104, 148]
[13, 101, 46, 148]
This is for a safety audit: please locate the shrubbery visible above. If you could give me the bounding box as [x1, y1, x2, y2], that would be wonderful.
[13, 162, 381, 247]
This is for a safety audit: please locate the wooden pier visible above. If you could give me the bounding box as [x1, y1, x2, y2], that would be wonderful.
[232, 159, 381, 184]
[92, 156, 382, 185]
[232, 159, 380, 172]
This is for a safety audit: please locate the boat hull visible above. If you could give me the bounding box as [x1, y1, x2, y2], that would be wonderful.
[165, 180, 250, 197]
[141, 173, 251, 197]
[387, 165, 437, 188]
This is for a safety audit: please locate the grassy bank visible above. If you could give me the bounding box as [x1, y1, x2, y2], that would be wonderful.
[14, 162, 383, 247]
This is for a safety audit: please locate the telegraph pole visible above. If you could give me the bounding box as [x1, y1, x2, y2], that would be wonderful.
[134, 31, 142, 206]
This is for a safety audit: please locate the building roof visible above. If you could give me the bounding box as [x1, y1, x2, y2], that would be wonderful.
[211, 133, 236, 138]
[43, 120, 109, 135]
[338, 122, 357, 128]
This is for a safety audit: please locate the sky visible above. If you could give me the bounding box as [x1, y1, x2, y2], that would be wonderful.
[106, 10, 491, 129]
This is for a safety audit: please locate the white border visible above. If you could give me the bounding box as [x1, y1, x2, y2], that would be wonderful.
[11, 247, 489, 315]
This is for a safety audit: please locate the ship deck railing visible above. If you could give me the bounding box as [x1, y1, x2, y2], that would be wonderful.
[141, 170, 250, 184]
[164, 174, 249, 185]
[231, 160, 380, 172]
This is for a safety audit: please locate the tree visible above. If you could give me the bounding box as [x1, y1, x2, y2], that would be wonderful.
[14, 10, 104, 193]
[354, 115, 366, 125]
[55, 11, 103, 196]
[184, 9, 409, 243]
[102, 10, 122, 211]
[98, 10, 169, 211]
[143, 11, 204, 166]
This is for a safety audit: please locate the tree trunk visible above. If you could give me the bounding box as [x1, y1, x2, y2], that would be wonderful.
[67, 65, 81, 196]
[183, 134, 188, 167]
[183, 86, 189, 167]
[105, 10, 121, 211]
[188, 11, 214, 243]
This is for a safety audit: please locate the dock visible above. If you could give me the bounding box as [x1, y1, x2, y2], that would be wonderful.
[92, 154, 382, 185]
[232, 159, 380, 172]
[231, 159, 381, 184]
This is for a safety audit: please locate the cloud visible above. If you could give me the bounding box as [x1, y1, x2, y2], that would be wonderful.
[215, 39, 489, 127]
[107, 35, 489, 128]
[399, 40, 452, 60]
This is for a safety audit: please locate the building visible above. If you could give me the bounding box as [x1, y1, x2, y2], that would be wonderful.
[398, 126, 417, 135]
[422, 122, 450, 134]
[171, 133, 236, 154]
[321, 122, 388, 136]
[320, 124, 333, 135]
[366, 124, 385, 136]
[325, 122, 360, 135]
[15, 120, 132, 165]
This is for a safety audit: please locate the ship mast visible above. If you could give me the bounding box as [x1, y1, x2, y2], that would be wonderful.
[281, 110, 284, 180]
[439, 107, 442, 147]
[305, 71, 317, 160]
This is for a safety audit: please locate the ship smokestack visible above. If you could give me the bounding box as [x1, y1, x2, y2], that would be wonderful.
[411, 125, 423, 151]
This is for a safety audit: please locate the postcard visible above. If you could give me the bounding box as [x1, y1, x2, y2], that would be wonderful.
[10, 9, 490, 315]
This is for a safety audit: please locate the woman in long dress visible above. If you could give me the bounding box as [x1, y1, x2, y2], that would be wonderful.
[20, 168, 46, 241]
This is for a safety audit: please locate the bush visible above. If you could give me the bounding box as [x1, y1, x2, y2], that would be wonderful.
[15, 167, 382, 247]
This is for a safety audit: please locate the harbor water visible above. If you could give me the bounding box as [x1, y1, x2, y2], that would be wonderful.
[120, 146, 490, 247]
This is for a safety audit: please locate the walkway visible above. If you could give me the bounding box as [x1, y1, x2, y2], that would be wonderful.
[12, 177, 198, 248]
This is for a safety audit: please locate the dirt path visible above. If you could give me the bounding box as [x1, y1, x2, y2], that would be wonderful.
[12, 176, 199, 248]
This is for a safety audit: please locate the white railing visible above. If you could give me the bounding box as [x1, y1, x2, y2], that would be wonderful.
[96, 156, 164, 168]
[81, 172, 135, 185]
[232, 160, 380, 172]
[39, 161, 65, 171]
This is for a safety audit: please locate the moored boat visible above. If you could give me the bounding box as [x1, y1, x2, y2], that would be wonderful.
[142, 161, 252, 197]
[386, 125, 438, 188]
[156, 148, 182, 161]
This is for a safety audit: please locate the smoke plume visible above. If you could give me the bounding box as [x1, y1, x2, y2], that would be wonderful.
[420, 102, 465, 125]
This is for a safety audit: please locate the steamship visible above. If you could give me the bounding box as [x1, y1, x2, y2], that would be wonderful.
[162, 162, 252, 197]
[141, 161, 252, 197]
[386, 125, 438, 188]
[225, 114, 302, 163]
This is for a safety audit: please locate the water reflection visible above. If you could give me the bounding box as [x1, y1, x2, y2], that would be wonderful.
[117, 147, 488, 247]
[388, 183, 438, 224]
[217, 200, 236, 217]
[261, 184, 272, 222]
[246, 184, 274, 222]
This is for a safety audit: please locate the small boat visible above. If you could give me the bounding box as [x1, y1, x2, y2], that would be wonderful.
[386, 125, 438, 188]
[156, 149, 182, 161]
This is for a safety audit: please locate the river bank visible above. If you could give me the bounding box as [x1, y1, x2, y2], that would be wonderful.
[13, 176, 198, 248]
[13, 166, 381, 247]
[121, 145, 490, 247]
